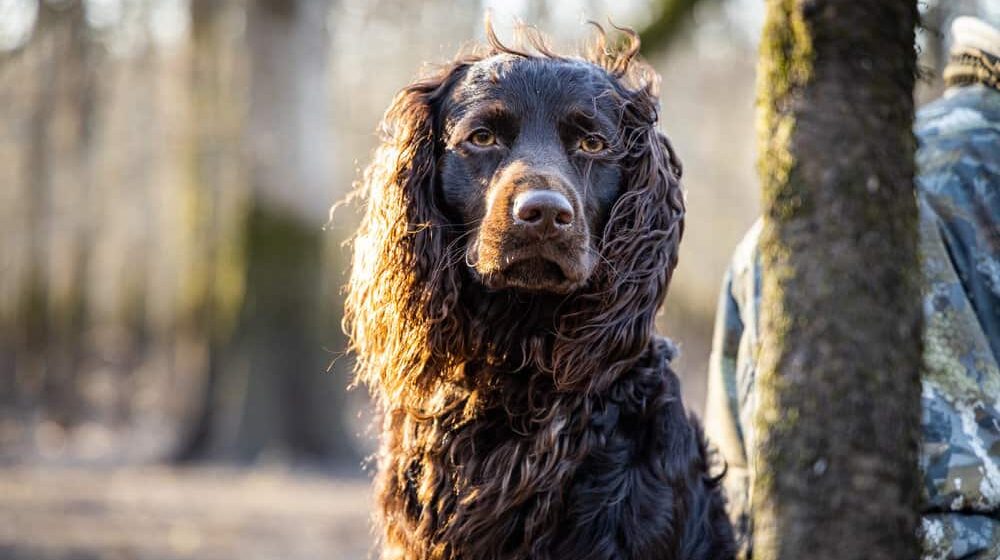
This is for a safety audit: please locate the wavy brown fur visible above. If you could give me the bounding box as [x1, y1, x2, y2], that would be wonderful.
[345, 23, 734, 560]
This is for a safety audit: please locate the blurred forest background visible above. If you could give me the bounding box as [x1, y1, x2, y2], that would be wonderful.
[0, 0, 996, 558]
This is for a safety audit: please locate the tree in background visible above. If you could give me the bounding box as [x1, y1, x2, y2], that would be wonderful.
[178, 0, 355, 466]
[0, 0, 357, 467]
[752, 1, 922, 558]
[640, 0, 717, 53]
[8, 0, 98, 437]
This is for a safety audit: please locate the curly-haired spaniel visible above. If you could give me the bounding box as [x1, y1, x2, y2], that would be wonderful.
[345, 23, 735, 560]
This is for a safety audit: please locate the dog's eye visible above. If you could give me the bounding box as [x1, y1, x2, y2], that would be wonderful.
[469, 129, 496, 147]
[579, 135, 606, 154]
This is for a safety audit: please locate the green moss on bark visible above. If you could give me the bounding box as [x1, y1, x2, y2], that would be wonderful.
[756, 0, 813, 219]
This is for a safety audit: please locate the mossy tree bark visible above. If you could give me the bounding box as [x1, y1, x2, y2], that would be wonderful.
[752, 1, 922, 558]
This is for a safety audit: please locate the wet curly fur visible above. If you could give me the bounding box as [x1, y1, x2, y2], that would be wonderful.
[345, 23, 735, 560]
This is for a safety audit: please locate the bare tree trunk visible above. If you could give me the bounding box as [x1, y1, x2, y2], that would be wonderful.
[752, 1, 922, 558]
[11, 0, 99, 432]
[180, 0, 355, 466]
[237, 0, 352, 465]
[173, 0, 248, 462]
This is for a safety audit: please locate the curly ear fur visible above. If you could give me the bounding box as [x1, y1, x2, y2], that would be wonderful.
[345, 58, 475, 408]
[552, 99, 684, 393]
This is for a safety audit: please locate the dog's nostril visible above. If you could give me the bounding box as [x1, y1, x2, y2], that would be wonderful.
[513, 190, 574, 229]
[520, 207, 542, 224]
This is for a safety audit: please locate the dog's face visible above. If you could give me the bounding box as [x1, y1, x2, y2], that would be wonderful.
[439, 56, 625, 294]
[348, 31, 685, 401]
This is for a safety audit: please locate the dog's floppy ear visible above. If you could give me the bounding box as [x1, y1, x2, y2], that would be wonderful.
[346, 62, 472, 406]
[553, 64, 685, 393]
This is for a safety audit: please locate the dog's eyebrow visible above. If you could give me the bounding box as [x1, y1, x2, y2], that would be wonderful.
[448, 101, 517, 139]
[460, 101, 514, 122]
[561, 106, 615, 137]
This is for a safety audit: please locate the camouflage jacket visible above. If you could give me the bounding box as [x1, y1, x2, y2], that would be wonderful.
[704, 84, 1000, 559]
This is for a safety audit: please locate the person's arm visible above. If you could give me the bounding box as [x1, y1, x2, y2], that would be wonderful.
[705, 266, 752, 558]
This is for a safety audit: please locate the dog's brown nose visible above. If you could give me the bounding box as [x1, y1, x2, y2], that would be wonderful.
[512, 190, 573, 233]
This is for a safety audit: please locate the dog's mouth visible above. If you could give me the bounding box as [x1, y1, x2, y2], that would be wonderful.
[504, 257, 568, 288]
[477, 252, 591, 294]
[469, 217, 596, 294]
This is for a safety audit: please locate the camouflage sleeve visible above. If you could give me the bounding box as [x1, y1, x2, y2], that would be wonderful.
[922, 514, 1000, 560]
[914, 85, 1000, 559]
[917, 85, 1000, 364]
[705, 221, 763, 558]
[705, 267, 750, 554]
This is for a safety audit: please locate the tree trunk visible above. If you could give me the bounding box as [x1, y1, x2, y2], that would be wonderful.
[173, 0, 248, 462]
[239, 0, 353, 465]
[752, 1, 922, 558]
[180, 0, 356, 467]
[5, 0, 100, 446]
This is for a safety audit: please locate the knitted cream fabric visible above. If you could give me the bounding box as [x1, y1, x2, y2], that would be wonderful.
[951, 17, 1000, 58]
[945, 17, 1000, 91]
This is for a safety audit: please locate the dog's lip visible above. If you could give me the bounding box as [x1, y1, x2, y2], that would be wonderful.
[468, 239, 594, 293]
[488, 253, 588, 293]
[503, 256, 568, 281]
[501, 253, 576, 279]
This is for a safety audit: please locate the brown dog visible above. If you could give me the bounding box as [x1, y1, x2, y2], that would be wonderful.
[346, 24, 735, 560]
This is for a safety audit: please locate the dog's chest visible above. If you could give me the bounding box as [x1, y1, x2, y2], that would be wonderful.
[388, 383, 684, 559]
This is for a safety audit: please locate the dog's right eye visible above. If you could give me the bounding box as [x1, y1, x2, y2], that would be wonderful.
[469, 129, 497, 147]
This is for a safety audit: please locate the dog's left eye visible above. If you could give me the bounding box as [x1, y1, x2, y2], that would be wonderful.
[469, 129, 497, 147]
[578, 135, 606, 154]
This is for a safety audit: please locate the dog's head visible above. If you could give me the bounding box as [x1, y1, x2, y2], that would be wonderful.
[347, 25, 684, 401]
[439, 54, 630, 294]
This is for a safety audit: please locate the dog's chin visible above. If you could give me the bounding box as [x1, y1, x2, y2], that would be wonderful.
[476, 255, 592, 295]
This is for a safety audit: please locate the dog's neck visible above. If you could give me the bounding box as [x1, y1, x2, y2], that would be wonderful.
[459, 284, 580, 378]
[466, 283, 568, 327]
[377, 334, 693, 559]
[420, 281, 672, 419]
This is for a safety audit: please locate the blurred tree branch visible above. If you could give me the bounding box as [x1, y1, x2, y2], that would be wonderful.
[638, 0, 718, 55]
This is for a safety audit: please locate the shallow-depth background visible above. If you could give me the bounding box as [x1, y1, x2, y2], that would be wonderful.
[0, 0, 996, 558]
